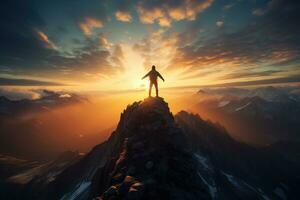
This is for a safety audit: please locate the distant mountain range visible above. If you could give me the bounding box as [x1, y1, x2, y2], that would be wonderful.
[194, 86, 300, 145]
[1, 97, 299, 200]
[0, 90, 86, 118]
[198, 86, 300, 101]
[0, 90, 108, 161]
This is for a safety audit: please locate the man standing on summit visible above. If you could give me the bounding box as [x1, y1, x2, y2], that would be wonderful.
[142, 65, 165, 97]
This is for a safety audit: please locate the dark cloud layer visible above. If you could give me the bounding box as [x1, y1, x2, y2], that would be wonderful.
[0, 0, 123, 79]
[0, 0, 57, 69]
[47, 35, 126, 79]
[221, 70, 284, 80]
[0, 77, 64, 86]
[209, 75, 300, 87]
[170, 0, 300, 70]
[165, 74, 300, 89]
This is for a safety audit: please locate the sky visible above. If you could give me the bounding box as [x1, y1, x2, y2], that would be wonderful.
[0, 0, 300, 93]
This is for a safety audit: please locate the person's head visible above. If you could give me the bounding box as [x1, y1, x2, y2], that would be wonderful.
[152, 65, 156, 70]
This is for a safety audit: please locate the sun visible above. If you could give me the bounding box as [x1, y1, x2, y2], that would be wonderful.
[121, 44, 148, 90]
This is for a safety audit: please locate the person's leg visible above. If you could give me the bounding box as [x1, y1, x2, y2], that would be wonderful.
[154, 82, 158, 97]
[149, 82, 153, 97]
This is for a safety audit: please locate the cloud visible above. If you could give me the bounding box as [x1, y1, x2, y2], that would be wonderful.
[136, 0, 214, 26]
[0, 0, 58, 70]
[223, 3, 235, 10]
[133, 29, 188, 69]
[216, 21, 224, 27]
[59, 94, 72, 98]
[98, 34, 112, 49]
[115, 11, 132, 22]
[110, 44, 125, 69]
[0, 77, 65, 86]
[0, 0, 124, 83]
[1, 0, 299, 88]
[0, 88, 42, 100]
[79, 17, 103, 37]
[165, 74, 300, 89]
[167, 0, 300, 71]
[132, 0, 300, 86]
[35, 30, 58, 50]
[208, 75, 300, 87]
[252, 8, 265, 16]
[46, 35, 125, 79]
[220, 70, 283, 80]
[252, 0, 282, 16]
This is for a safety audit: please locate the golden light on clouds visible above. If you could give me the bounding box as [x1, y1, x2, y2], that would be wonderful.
[36, 30, 57, 50]
[79, 17, 103, 36]
[105, 44, 147, 90]
[80, 42, 185, 93]
[1, 0, 299, 95]
[136, 0, 214, 26]
[99, 35, 111, 49]
[115, 11, 132, 22]
[24, 10, 300, 94]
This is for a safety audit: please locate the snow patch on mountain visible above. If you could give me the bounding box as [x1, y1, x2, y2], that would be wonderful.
[218, 100, 230, 107]
[7, 164, 47, 184]
[222, 172, 242, 189]
[194, 153, 211, 172]
[235, 102, 251, 112]
[198, 172, 217, 200]
[274, 187, 287, 200]
[61, 181, 91, 200]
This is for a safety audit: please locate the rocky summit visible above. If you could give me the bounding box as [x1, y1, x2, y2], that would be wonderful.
[91, 97, 211, 199]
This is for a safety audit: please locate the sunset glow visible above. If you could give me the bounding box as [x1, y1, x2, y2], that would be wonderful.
[0, 0, 299, 96]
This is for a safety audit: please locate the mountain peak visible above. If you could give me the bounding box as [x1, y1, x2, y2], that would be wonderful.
[88, 97, 211, 200]
[116, 97, 174, 137]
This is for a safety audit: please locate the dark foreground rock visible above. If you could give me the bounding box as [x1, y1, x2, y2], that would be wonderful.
[91, 97, 211, 200]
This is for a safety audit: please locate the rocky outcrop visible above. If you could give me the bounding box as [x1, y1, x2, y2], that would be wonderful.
[90, 97, 211, 199]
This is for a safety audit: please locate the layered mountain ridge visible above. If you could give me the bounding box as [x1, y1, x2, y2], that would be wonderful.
[194, 87, 300, 145]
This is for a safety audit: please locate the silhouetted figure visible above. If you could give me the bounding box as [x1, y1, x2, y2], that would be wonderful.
[142, 65, 165, 97]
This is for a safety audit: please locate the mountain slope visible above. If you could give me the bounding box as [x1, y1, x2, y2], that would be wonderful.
[175, 111, 300, 200]
[194, 95, 300, 144]
[0, 151, 82, 200]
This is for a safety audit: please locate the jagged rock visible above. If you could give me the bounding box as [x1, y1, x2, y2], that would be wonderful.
[131, 141, 144, 151]
[131, 182, 143, 189]
[123, 175, 135, 185]
[103, 185, 118, 197]
[111, 173, 124, 184]
[92, 97, 211, 200]
[127, 182, 144, 199]
[127, 186, 144, 200]
[127, 166, 136, 175]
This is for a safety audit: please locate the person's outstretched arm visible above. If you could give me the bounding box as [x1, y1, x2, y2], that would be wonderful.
[142, 71, 150, 79]
[158, 72, 165, 81]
